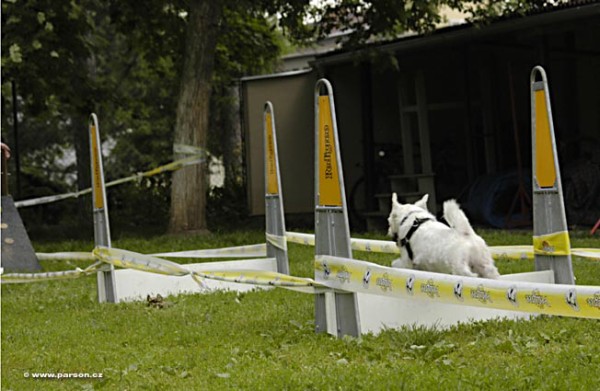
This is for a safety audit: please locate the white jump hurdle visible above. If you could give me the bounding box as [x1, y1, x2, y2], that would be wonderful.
[88, 103, 289, 302]
[311, 67, 594, 337]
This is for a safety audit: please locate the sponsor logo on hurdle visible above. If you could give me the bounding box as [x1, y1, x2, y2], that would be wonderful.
[90, 124, 105, 210]
[362, 268, 371, 288]
[405, 275, 416, 296]
[470, 285, 493, 304]
[541, 240, 555, 253]
[453, 280, 464, 301]
[565, 289, 579, 312]
[420, 279, 440, 298]
[336, 266, 351, 284]
[322, 261, 331, 280]
[507, 286, 518, 307]
[265, 112, 279, 195]
[586, 293, 600, 310]
[323, 124, 333, 180]
[376, 273, 392, 292]
[525, 289, 550, 309]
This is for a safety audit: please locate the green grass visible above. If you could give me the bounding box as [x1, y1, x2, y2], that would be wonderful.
[2, 230, 599, 390]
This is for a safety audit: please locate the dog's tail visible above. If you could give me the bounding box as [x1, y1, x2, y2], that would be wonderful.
[443, 199, 475, 236]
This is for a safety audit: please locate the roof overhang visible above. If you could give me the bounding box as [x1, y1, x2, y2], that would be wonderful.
[313, 3, 600, 67]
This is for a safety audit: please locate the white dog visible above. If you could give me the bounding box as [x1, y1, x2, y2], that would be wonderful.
[387, 193, 500, 279]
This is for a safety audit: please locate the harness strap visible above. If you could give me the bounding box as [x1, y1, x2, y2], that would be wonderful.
[400, 217, 433, 260]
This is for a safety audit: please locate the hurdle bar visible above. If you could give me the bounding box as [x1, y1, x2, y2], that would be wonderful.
[531, 66, 575, 285]
[152, 243, 267, 259]
[284, 232, 599, 261]
[315, 256, 600, 321]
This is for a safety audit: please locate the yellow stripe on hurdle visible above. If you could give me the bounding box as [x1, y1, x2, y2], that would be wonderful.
[318, 96, 343, 207]
[90, 123, 105, 209]
[265, 112, 279, 195]
[534, 89, 557, 188]
[533, 231, 571, 256]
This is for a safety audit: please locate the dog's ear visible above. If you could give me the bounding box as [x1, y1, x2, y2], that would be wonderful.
[414, 194, 429, 210]
[391, 192, 403, 209]
[391, 193, 403, 211]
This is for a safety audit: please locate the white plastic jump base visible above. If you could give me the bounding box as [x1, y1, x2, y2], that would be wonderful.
[357, 270, 554, 334]
[114, 258, 277, 302]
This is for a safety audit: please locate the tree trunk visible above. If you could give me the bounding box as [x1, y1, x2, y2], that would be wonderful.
[169, 0, 223, 234]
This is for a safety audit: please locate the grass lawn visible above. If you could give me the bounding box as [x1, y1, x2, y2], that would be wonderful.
[2, 229, 599, 390]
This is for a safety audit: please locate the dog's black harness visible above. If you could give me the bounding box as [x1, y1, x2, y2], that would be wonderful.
[399, 216, 433, 260]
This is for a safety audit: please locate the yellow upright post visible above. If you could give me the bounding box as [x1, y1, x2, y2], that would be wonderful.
[530, 66, 574, 285]
[263, 102, 289, 274]
[89, 114, 118, 302]
[314, 79, 360, 338]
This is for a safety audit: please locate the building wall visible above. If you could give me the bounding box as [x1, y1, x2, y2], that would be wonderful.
[242, 70, 316, 215]
[241, 8, 600, 226]
[320, 64, 366, 219]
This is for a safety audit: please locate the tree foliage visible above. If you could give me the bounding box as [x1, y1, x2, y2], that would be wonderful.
[1, 0, 287, 236]
[313, 0, 564, 49]
[2, 0, 102, 190]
